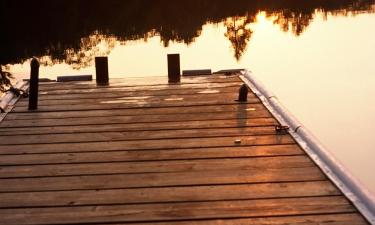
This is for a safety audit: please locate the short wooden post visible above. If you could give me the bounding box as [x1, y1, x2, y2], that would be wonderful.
[167, 54, 180, 83]
[238, 84, 248, 102]
[95, 57, 109, 85]
[28, 57, 39, 110]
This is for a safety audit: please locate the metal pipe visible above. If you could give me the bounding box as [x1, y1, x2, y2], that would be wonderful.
[240, 69, 375, 224]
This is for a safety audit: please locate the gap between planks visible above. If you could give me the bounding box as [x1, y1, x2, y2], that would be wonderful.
[4, 103, 268, 120]
[0, 107, 273, 128]
[0, 135, 296, 155]
[0, 167, 327, 192]
[84, 213, 369, 225]
[0, 155, 314, 178]
[0, 196, 357, 225]
[0, 181, 340, 208]
[0, 126, 284, 145]
[0, 118, 278, 136]
[0, 144, 303, 165]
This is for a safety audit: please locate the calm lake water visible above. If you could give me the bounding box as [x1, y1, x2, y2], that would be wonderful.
[2, 1, 375, 193]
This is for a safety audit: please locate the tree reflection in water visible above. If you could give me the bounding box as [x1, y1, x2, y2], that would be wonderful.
[224, 15, 253, 61]
[64, 32, 117, 70]
[0, 0, 374, 68]
[271, 10, 314, 36]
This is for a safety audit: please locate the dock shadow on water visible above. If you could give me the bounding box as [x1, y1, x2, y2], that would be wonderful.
[1, 0, 374, 68]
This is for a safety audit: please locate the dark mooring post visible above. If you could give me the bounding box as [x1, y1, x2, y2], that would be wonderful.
[167, 54, 180, 83]
[238, 84, 248, 102]
[28, 58, 40, 110]
[95, 57, 109, 85]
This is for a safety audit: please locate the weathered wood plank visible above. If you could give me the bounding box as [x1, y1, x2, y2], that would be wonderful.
[0, 118, 277, 136]
[1, 109, 271, 128]
[37, 75, 241, 91]
[12, 95, 259, 112]
[4, 103, 267, 120]
[0, 144, 303, 165]
[0, 167, 325, 192]
[0, 196, 355, 225]
[0, 181, 339, 208]
[40, 79, 243, 91]
[105, 214, 369, 225]
[18, 86, 255, 107]
[36, 81, 243, 96]
[0, 126, 279, 145]
[0, 155, 313, 178]
[15, 93, 260, 109]
[36, 81, 242, 95]
[36, 85, 242, 101]
[0, 135, 295, 155]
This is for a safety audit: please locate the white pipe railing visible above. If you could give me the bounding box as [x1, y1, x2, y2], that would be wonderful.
[240, 69, 375, 224]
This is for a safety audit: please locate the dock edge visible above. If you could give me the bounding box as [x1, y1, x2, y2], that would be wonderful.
[0, 80, 29, 122]
[240, 69, 375, 225]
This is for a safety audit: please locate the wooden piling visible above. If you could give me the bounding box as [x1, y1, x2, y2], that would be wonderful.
[95, 57, 109, 85]
[238, 83, 248, 102]
[28, 58, 39, 110]
[167, 54, 180, 83]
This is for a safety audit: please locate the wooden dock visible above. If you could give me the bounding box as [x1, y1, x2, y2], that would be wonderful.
[0, 74, 370, 224]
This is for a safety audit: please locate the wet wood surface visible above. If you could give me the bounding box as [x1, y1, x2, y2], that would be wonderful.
[0, 74, 368, 225]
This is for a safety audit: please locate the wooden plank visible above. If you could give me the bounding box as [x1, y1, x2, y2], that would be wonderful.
[37, 79, 241, 93]
[0, 126, 279, 145]
[38, 78, 239, 88]
[37, 81, 243, 96]
[37, 75, 241, 91]
[0, 144, 303, 165]
[1, 109, 272, 128]
[0, 135, 295, 155]
[0, 118, 278, 136]
[0, 167, 325, 192]
[14, 92, 256, 109]
[38, 74, 235, 87]
[4, 103, 267, 120]
[0, 196, 355, 225]
[103, 214, 369, 225]
[36, 85, 242, 101]
[42, 91, 245, 103]
[0, 181, 339, 208]
[0, 155, 313, 178]
[12, 95, 259, 112]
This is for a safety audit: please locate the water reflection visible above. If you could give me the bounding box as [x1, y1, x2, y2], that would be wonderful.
[1, 0, 374, 68]
[64, 32, 117, 70]
[224, 15, 253, 60]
